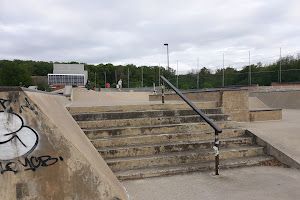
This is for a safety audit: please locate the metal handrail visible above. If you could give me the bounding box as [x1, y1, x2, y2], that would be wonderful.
[160, 76, 222, 175]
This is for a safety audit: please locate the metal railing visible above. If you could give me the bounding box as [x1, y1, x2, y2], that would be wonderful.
[160, 76, 222, 175]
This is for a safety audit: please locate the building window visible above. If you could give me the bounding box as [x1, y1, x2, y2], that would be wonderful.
[48, 74, 85, 85]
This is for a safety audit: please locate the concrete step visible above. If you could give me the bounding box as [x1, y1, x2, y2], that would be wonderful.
[98, 136, 253, 158]
[68, 101, 218, 114]
[115, 156, 275, 180]
[83, 121, 238, 139]
[72, 108, 224, 121]
[77, 114, 231, 129]
[91, 128, 245, 148]
[106, 146, 265, 171]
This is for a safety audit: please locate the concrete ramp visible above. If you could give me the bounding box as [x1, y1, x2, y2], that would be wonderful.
[0, 87, 128, 200]
[250, 90, 300, 109]
[249, 97, 269, 110]
[71, 88, 152, 106]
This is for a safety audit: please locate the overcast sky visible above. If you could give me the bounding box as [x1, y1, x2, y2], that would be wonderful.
[1, 0, 300, 74]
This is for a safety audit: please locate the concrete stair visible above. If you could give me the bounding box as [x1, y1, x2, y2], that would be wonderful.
[71, 102, 275, 180]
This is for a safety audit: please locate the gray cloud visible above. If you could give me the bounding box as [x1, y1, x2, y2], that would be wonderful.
[0, 0, 299, 73]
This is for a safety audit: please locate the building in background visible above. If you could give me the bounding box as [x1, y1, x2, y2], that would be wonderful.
[48, 64, 88, 91]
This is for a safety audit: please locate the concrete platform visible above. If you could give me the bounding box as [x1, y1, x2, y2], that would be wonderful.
[122, 166, 300, 200]
[239, 109, 300, 168]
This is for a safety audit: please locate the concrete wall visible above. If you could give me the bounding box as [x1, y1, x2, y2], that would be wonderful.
[250, 90, 300, 109]
[220, 90, 249, 122]
[72, 88, 151, 102]
[149, 89, 249, 122]
[249, 109, 282, 121]
[0, 87, 128, 200]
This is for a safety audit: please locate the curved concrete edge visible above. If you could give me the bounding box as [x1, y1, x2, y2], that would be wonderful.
[245, 129, 300, 169]
[0, 90, 128, 200]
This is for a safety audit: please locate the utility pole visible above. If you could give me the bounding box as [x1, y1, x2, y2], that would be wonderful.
[177, 60, 179, 88]
[159, 63, 161, 86]
[128, 68, 130, 88]
[280, 47, 282, 83]
[223, 54, 225, 87]
[141, 66, 143, 87]
[197, 57, 199, 89]
[95, 72, 96, 88]
[104, 72, 106, 88]
[249, 51, 251, 85]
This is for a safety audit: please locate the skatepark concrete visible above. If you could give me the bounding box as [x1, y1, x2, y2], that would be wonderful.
[122, 166, 300, 200]
[121, 109, 300, 200]
[67, 89, 300, 200]
[240, 109, 300, 168]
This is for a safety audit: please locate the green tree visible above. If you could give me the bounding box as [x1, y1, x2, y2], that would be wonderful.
[0, 61, 33, 86]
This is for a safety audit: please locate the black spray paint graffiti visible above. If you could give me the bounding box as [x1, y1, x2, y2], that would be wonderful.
[0, 97, 64, 175]
[19, 97, 38, 115]
[0, 110, 39, 160]
[0, 155, 64, 174]
[1, 98, 38, 160]
[0, 98, 9, 110]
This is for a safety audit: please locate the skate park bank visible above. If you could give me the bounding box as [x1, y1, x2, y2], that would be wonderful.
[0, 87, 128, 200]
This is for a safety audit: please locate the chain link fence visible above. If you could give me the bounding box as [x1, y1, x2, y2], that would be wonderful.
[165, 69, 300, 90]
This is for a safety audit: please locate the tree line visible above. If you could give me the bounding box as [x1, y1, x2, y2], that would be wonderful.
[0, 54, 299, 90]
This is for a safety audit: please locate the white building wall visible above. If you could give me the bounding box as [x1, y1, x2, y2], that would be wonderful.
[53, 64, 85, 75]
[49, 64, 88, 85]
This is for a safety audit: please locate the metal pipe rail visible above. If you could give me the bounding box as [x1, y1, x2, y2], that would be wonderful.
[160, 76, 222, 175]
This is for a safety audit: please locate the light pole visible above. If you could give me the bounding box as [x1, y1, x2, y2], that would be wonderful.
[197, 57, 199, 89]
[223, 54, 225, 87]
[95, 72, 97, 88]
[177, 60, 178, 88]
[164, 43, 169, 70]
[249, 51, 251, 85]
[99, 72, 106, 88]
[280, 47, 282, 83]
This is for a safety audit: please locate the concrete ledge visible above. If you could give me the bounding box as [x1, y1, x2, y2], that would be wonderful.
[150, 89, 249, 122]
[246, 130, 300, 169]
[249, 109, 282, 121]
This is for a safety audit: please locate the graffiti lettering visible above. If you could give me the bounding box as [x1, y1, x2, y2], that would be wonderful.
[0, 98, 9, 110]
[0, 155, 63, 174]
[0, 161, 19, 174]
[19, 97, 38, 115]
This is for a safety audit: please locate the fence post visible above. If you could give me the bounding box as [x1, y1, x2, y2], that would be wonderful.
[161, 81, 165, 104]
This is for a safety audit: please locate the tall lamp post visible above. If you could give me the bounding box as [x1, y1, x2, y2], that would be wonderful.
[162, 43, 169, 104]
[164, 43, 169, 70]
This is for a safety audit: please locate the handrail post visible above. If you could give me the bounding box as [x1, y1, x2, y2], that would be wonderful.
[214, 130, 220, 175]
[160, 75, 222, 175]
[161, 81, 165, 104]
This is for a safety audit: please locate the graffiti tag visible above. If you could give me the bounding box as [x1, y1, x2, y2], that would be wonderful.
[20, 97, 38, 115]
[0, 110, 39, 160]
[0, 155, 64, 174]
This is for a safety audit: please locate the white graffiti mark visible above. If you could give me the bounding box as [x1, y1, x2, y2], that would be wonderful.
[0, 110, 39, 160]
